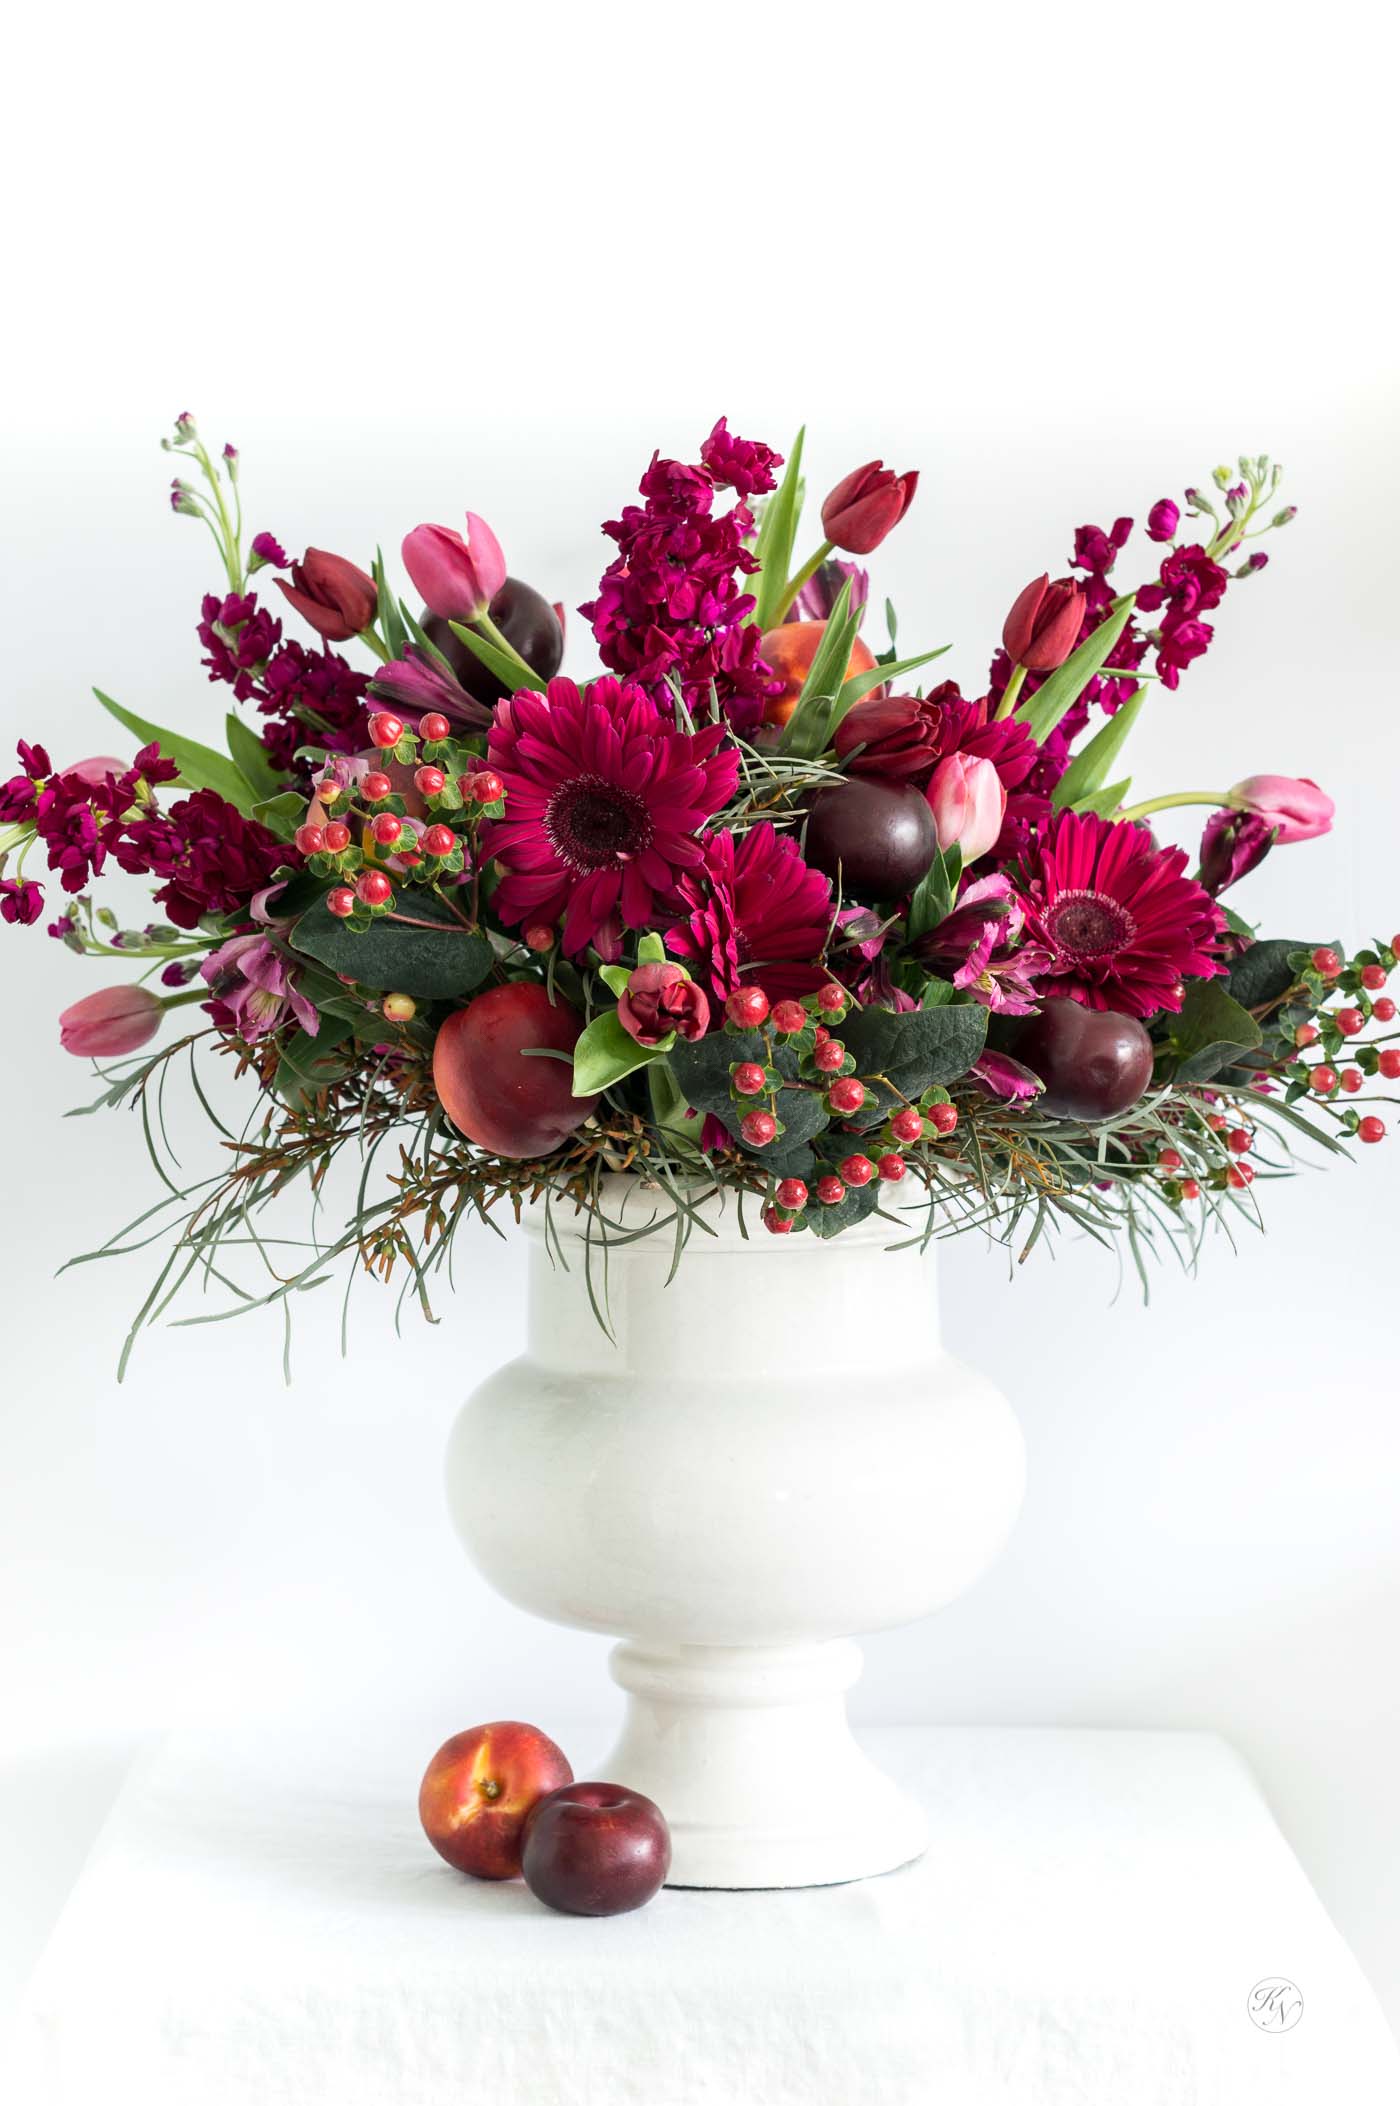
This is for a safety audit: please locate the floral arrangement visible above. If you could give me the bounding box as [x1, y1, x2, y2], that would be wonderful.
[4, 412, 1395, 1362]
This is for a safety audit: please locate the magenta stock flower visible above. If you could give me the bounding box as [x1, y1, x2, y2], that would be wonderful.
[200, 931, 318, 1041]
[256, 641, 370, 775]
[402, 515, 506, 624]
[249, 531, 288, 571]
[1229, 774, 1334, 842]
[1146, 499, 1180, 543]
[821, 460, 918, 554]
[198, 591, 282, 700]
[698, 417, 782, 500]
[59, 983, 162, 1058]
[617, 962, 711, 1045]
[483, 677, 739, 959]
[1024, 810, 1225, 1017]
[275, 548, 378, 643]
[0, 878, 44, 925]
[118, 789, 292, 930]
[666, 821, 833, 1005]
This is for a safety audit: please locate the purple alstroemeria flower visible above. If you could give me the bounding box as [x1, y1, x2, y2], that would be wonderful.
[916, 874, 1053, 1014]
[369, 644, 493, 730]
[200, 931, 318, 1042]
[786, 556, 870, 624]
[970, 1050, 1045, 1102]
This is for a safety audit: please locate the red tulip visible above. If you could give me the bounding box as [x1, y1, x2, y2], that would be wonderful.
[1001, 574, 1087, 671]
[617, 962, 710, 1045]
[59, 984, 163, 1057]
[402, 515, 507, 625]
[820, 461, 919, 555]
[275, 549, 379, 643]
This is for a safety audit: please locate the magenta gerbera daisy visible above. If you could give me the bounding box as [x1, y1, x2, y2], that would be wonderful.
[1023, 809, 1225, 1017]
[665, 821, 834, 1005]
[482, 676, 739, 959]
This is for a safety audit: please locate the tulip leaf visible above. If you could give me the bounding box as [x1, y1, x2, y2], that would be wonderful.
[251, 791, 308, 842]
[95, 690, 258, 814]
[1165, 979, 1263, 1083]
[836, 645, 951, 720]
[289, 887, 494, 998]
[447, 619, 546, 695]
[749, 426, 806, 632]
[1052, 684, 1148, 811]
[225, 712, 286, 800]
[778, 580, 860, 757]
[1068, 778, 1132, 818]
[374, 549, 408, 659]
[572, 1011, 671, 1097]
[1014, 596, 1138, 745]
[906, 842, 962, 944]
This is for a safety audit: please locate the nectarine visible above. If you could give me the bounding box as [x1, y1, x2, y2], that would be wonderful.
[419, 1720, 573, 1879]
[758, 621, 880, 729]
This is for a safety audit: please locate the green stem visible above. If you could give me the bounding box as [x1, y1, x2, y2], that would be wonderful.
[191, 440, 242, 592]
[1117, 790, 1234, 824]
[773, 539, 835, 624]
[474, 608, 545, 687]
[357, 627, 391, 663]
[159, 987, 209, 1013]
[993, 662, 1028, 722]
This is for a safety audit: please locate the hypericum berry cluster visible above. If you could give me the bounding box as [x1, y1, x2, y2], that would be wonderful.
[295, 709, 501, 929]
[1276, 937, 1397, 1146]
[722, 983, 844, 1153]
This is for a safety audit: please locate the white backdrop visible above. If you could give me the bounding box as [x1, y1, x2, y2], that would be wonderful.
[3, 0, 1398, 2047]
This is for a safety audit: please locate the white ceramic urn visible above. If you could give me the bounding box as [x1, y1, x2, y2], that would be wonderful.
[446, 1176, 1025, 1888]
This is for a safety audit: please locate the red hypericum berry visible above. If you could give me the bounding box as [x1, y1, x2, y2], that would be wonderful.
[1158, 1147, 1184, 1171]
[1361, 963, 1388, 991]
[1179, 1178, 1201, 1200]
[876, 1153, 906, 1182]
[422, 823, 456, 857]
[1310, 1065, 1338, 1094]
[456, 773, 479, 800]
[1312, 946, 1342, 978]
[775, 1177, 808, 1211]
[1226, 1161, 1255, 1189]
[1373, 997, 1397, 1022]
[927, 1102, 959, 1136]
[1206, 1111, 1228, 1131]
[316, 776, 343, 804]
[1341, 1067, 1364, 1094]
[1336, 1007, 1364, 1036]
[382, 993, 417, 1023]
[327, 886, 356, 918]
[370, 812, 403, 847]
[816, 983, 847, 1014]
[356, 869, 393, 907]
[733, 1062, 767, 1097]
[294, 823, 326, 856]
[813, 1038, 845, 1073]
[471, 768, 504, 804]
[362, 771, 393, 802]
[827, 1077, 866, 1115]
[322, 820, 351, 853]
[1358, 1115, 1387, 1144]
[762, 1204, 795, 1235]
[414, 765, 447, 798]
[1380, 1049, 1400, 1080]
[890, 1107, 924, 1144]
[725, 986, 770, 1029]
[741, 1109, 777, 1147]
[816, 1175, 846, 1206]
[771, 999, 807, 1034]
[418, 712, 451, 743]
[840, 1153, 875, 1186]
[398, 851, 423, 868]
[369, 711, 404, 749]
[1294, 1022, 1319, 1048]
[1226, 1127, 1251, 1155]
[524, 923, 555, 952]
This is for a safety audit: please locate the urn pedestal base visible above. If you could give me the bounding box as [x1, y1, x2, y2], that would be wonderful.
[601, 1638, 928, 1888]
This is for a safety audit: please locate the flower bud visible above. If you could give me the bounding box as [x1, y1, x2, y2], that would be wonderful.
[832, 691, 943, 780]
[275, 549, 378, 643]
[402, 514, 507, 624]
[1272, 505, 1297, 527]
[248, 531, 289, 572]
[820, 461, 918, 555]
[617, 961, 710, 1046]
[1000, 574, 1086, 671]
[1198, 809, 1275, 895]
[926, 753, 1006, 864]
[1229, 774, 1334, 843]
[1145, 499, 1180, 543]
[59, 983, 163, 1057]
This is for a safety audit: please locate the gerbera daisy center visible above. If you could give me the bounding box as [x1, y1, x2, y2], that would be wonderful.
[544, 774, 654, 871]
[1045, 887, 1137, 960]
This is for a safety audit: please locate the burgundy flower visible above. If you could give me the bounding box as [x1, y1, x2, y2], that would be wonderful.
[482, 677, 739, 960]
[118, 789, 293, 930]
[255, 641, 371, 775]
[699, 418, 782, 500]
[1146, 499, 1180, 543]
[1138, 543, 1228, 619]
[249, 531, 288, 570]
[617, 962, 711, 1045]
[833, 692, 943, 780]
[665, 821, 833, 1006]
[1002, 574, 1087, 672]
[0, 877, 43, 925]
[0, 739, 51, 824]
[369, 644, 492, 731]
[1023, 810, 1225, 1017]
[821, 461, 918, 555]
[1198, 809, 1276, 896]
[275, 549, 378, 643]
[1153, 615, 1213, 689]
[198, 591, 283, 702]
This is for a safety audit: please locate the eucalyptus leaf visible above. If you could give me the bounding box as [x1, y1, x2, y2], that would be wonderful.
[1051, 684, 1147, 810]
[1015, 597, 1138, 745]
[96, 690, 256, 813]
[665, 1028, 831, 1161]
[802, 1179, 882, 1238]
[290, 888, 493, 998]
[1226, 937, 1309, 1012]
[1167, 978, 1263, 1083]
[833, 1001, 988, 1098]
[572, 1011, 670, 1096]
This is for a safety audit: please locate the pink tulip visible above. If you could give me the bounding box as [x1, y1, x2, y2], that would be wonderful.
[402, 514, 507, 624]
[59, 983, 163, 1057]
[1230, 775, 1334, 843]
[63, 755, 130, 792]
[926, 753, 1007, 864]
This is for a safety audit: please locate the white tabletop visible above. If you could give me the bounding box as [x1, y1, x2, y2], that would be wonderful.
[4, 1723, 1395, 2105]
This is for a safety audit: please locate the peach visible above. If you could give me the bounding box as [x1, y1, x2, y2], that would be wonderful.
[758, 620, 880, 728]
[419, 1720, 574, 1879]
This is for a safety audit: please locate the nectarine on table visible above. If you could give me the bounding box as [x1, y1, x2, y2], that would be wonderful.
[419, 1721, 573, 1879]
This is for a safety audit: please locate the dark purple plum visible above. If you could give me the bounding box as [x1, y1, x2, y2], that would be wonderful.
[421, 577, 564, 701]
[804, 777, 937, 899]
[1014, 997, 1155, 1121]
[521, 1782, 671, 1916]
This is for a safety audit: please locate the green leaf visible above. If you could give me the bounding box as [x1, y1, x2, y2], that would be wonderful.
[1167, 978, 1264, 1083]
[598, 965, 633, 998]
[836, 645, 951, 720]
[273, 1015, 354, 1110]
[665, 1029, 831, 1161]
[833, 1001, 988, 1113]
[749, 427, 806, 631]
[1067, 778, 1131, 818]
[95, 691, 256, 813]
[225, 712, 285, 800]
[374, 548, 407, 659]
[778, 580, 859, 757]
[1052, 684, 1148, 811]
[906, 843, 961, 944]
[572, 1011, 669, 1095]
[251, 791, 307, 842]
[802, 1179, 882, 1239]
[289, 888, 493, 998]
[637, 932, 667, 965]
[1226, 938, 1308, 1012]
[447, 619, 545, 694]
[1015, 597, 1138, 745]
